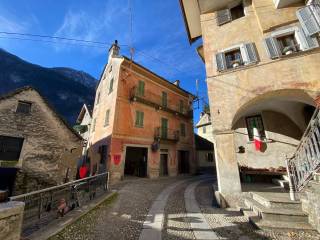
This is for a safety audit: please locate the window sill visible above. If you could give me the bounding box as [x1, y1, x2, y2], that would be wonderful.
[0, 160, 19, 167]
[247, 139, 273, 144]
[218, 62, 258, 74]
[135, 125, 144, 128]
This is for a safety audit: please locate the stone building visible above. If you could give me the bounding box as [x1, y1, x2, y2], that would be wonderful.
[179, 0, 320, 204]
[74, 103, 93, 153]
[195, 111, 214, 143]
[0, 87, 83, 196]
[87, 42, 196, 181]
[194, 134, 215, 173]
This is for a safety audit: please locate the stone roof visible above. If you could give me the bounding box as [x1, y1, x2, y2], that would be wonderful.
[0, 86, 83, 140]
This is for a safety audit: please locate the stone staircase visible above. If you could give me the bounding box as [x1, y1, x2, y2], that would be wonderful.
[242, 191, 314, 230]
[272, 175, 289, 190]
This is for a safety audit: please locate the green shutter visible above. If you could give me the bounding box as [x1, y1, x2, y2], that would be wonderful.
[140, 112, 144, 127]
[138, 81, 145, 96]
[179, 100, 184, 113]
[161, 118, 168, 138]
[104, 110, 110, 126]
[135, 111, 144, 127]
[162, 92, 167, 108]
[180, 123, 186, 137]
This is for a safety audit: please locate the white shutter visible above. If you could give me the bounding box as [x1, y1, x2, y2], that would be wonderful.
[263, 37, 281, 59]
[297, 6, 320, 36]
[215, 52, 227, 72]
[216, 9, 232, 26]
[297, 27, 319, 50]
[311, 4, 320, 26]
[242, 43, 258, 64]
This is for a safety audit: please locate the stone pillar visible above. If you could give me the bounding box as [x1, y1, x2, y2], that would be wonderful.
[0, 201, 25, 240]
[213, 130, 242, 206]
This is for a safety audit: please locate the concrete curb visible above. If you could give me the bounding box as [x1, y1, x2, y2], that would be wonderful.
[25, 191, 118, 240]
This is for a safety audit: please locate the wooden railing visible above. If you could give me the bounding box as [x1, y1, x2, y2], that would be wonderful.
[286, 108, 320, 200]
[10, 172, 109, 237]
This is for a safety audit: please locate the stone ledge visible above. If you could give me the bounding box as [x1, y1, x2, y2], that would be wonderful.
[0, 201, 25, 219]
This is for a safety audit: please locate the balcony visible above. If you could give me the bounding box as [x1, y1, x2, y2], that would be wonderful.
[154, 127, 179, 142]
[129, 86, 193, 118]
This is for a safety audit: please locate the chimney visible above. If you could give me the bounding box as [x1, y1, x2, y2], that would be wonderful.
[108, 40, 120, 61]
[173, 80, 180, 87]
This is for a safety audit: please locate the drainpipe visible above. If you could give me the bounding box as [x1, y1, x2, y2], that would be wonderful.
[286, 158, 297, 201]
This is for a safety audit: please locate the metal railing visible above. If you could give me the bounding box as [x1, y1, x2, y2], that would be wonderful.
[10, 172, 109, 237]
[286, 108, 320, 200]
[130, 86, 193, 118]
[154, 127, 179, 142]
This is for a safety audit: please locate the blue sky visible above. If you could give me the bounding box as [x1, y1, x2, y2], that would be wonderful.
[0, 0, 207, 124]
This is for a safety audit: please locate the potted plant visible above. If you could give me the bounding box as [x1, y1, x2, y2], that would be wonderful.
[231, 59, 242, 68]
[282, 45, 295, 55]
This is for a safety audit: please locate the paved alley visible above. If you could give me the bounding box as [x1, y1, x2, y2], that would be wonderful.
[50, 175, 320, 240]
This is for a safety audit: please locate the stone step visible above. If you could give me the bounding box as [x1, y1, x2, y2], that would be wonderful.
[272, 178, 289, 190]
[241, 207, 314, 231]
[305, 180, 320, 193]
[244, 197, 308, 223]
[250, 192, 302, 210]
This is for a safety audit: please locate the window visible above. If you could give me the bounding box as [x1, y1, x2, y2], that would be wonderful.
[245, 115, 266, 141]
[135, 111, 144, 128]
[109, 78, 114, 94]
[16, 101, 31, 114]
[92, 119, 96, 132]
[179, 100, 184, 113]
[206, 152, 214, 162]
[180, 123, 186, 137]
[104, 109, 110, 126]
[109, 65, 112, 73]
[0, 136, 24, 161]
[216, 3, 245, 26]
[203, 126, 206, 134]
[162, 92, 167, 108]
[216, 43, 258, 71]
[225, 48, 243, 69]
[137, 80, 145, 96]
[264, 27, 319, 59]
[230, 4, 245, 20]
[161, 118, 168, 138]
[96, 92, 100, 105]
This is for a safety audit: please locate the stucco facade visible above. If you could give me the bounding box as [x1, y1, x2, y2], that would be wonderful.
[180, 0, 320, 203]
[88, 43, 196, 181]
[0, 87, 83, 196]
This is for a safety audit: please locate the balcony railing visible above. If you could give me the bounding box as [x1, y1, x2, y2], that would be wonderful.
[286, 108, 320, 200]
[130, 86, 193, 118]
[154, 127, 179, 142]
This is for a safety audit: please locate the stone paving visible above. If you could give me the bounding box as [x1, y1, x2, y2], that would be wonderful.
[50, 175, 320, 240]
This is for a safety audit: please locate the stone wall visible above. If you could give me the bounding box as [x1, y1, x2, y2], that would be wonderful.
[0, 201, 24, 240]
[0, 88, 82, 195]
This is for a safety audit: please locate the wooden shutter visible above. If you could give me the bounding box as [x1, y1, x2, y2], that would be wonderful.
[138, 81, 145, 96]
[216, 9, 232, 26]
[215, 52, 227, 71]
[243, 43, 258, 64]
[264, 37, 281, 59]
[297, 6, 320, 36]
[162, 92, 167, 107]
[109, 78, 114, 93]
[140, 112, 144, 127]
[105, 110, 110, 126]
[298, 26, 319, 50]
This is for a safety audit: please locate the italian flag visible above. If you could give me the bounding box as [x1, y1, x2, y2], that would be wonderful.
[253, 125, 262, 151]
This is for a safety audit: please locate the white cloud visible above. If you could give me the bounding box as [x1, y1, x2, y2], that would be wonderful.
[0, 15, 28, 32]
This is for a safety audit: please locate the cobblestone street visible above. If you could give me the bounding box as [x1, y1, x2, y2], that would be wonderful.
[50, 175, 320, 240]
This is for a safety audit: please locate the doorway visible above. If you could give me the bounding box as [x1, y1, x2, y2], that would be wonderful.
[124, 147, 148, 177]
[178, 150, 190, 174]
[160, 154, 168, 176]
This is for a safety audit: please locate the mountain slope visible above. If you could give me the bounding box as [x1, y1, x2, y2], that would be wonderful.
[0, 48, 97, 124]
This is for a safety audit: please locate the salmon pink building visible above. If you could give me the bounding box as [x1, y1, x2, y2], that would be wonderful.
[87, 42, 196, 181]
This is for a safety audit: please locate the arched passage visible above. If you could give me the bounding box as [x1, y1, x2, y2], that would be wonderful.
[231, 89, 316, 178]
